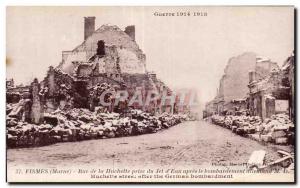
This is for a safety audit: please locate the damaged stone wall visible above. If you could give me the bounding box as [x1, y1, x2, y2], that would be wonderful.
[59, 51, 87, 75]
[60, 23, 146, 75]
[75, 63, 94, 78]
[73, 81, 89, 108]
[45, 57, 161, 113]
[222, 52, 257, 102]
[41, 19, 170, 114]
[119, 73, 161, 113]
[91, 73, 170, 114]
[103, 45, 121, 75]
[89, 74, 123, 88]
[282, 52, 295, 123]
[255, 59, 279, 80]
[248, 92, 263, 117]
[30, 78, 44, 124]
[248, 68, 290, 120]
[42, 66, 75, 112]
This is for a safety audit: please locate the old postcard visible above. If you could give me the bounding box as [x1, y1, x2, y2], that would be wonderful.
[6, 6, 295, 183]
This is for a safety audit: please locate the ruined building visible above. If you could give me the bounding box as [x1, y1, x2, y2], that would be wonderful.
[248, 52, 294, 121]
[6, 78, 30, 104]
[204, 52, 279, 117]
[6, 78, 14, 88]
[39, 17, 170, 115]
[282, 52, 295, 122]
[7, 17, 174, 125]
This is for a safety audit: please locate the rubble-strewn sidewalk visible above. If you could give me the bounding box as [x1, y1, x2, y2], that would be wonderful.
[7, 108, 191, 148]
[209, 114, 294, 145]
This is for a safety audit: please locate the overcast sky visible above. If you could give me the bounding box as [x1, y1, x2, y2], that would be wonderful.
[6, 6, 294, 103]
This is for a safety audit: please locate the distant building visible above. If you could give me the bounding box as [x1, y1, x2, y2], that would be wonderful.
[173, 89, 200, 119]
[6, 78, 30, 104]
[6, 78, 14, 88]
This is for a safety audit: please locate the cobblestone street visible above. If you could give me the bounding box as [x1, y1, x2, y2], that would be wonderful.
[7, 120, 293, 170]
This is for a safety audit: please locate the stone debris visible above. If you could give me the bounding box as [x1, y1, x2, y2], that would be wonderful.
[6, 108, 188, 148]
[247, 150, 266, 168]
[247, 150, 294, 172]
[211, 113, 294, 145]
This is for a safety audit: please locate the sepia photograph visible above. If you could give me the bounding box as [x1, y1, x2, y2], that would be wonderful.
[6, 6, 295, 183]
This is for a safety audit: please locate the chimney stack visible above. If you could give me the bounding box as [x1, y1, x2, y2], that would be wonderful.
[249, 71, 256, 83]
[84, 17, 96, 40]
[124, 25, 135, 41]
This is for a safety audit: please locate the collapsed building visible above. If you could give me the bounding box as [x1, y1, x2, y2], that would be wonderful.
[203, 52, 281, 118]
[282, 52, 295, 123]
[43, 17, 162, 111]
[204, 52, 295, 122]
[204, 52, 295, 145]
[7, 17, 175, 125]
[6, 79, 30, 104]
[6, 18, 198, 148]
[248, 52, 295, 121]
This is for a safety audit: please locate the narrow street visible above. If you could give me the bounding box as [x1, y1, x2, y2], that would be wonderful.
[7, 120, 293, 169]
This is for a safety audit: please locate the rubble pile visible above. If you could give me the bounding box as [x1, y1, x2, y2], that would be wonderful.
[259, 114, 294, 145]
[212, 115, 259, 135]
[6, 108, 187, 148]
[211, 114, 294, 145]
